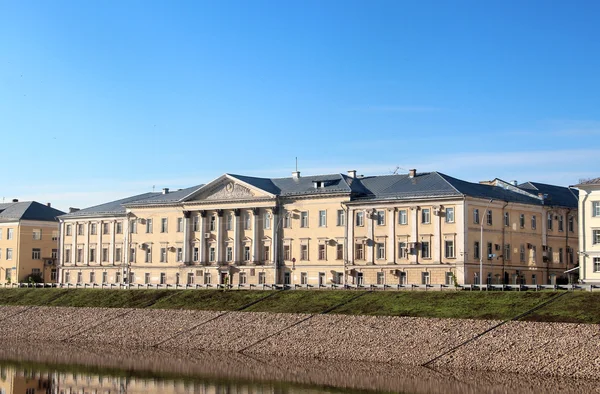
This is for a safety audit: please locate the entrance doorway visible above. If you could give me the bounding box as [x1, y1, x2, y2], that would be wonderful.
[220, 272, 228, 285]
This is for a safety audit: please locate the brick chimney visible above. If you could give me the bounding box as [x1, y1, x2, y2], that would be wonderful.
[408, 169, 417, 178]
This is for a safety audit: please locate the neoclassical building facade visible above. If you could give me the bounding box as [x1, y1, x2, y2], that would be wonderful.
[58, 169, 579, 286]
[575, 177, 600, 284]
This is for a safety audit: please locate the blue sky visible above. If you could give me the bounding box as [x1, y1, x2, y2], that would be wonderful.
[1, 0, 599, 212]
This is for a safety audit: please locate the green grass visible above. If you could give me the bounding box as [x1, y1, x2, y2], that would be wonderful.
[0, 288, 598, 323]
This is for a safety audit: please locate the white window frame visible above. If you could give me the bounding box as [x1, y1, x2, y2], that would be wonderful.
[356, 211, 364, 227]
[445, 208, 454, 223]
[422, 209, 430, 224]
[319, 210, 327, 227]
[398, 209, 407, 225]
[336, 210, 345, 226]
[376, 210, 385, 226]
[300, 211, 309, 228]
[593, 202, 600, 217]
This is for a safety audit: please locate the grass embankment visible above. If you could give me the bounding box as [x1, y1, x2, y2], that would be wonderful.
[0, 288, 597, 323]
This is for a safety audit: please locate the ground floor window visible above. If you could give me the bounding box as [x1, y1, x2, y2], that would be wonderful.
[187, 272, 194, 284]
[258, 272, 266, 284]
[594, 257, 600, 272]
[204, 272, 211, 285]
[239, 272, 247, 284]
[377, 272, 384, 285]
[51, 269, 58, 281]
[421, 271, 430, 285]
[399, 271, 407, 285]
[318, 272, 325, 286]
[102, 272, 107, 283]
[445, 272, 454, 286]
[300, 272, 307, 285]
[145, 273, 150, 284]
[356, 272, 364, 286]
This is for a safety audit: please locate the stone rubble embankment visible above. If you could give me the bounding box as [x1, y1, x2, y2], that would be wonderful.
[1, 305, 599, 380]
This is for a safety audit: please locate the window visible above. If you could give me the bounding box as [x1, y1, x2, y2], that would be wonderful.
[226, 214, 233, 231]
[145, 273, 150, 284]
[102, 248, 108, 262]
[77, 272, 83, 283]
[532, 215, 537, 230]
[318, 244, 326, 260]
[146, 219, 153, 233]
[65, 249, 71, 263]
[445, 241, 455, 258]
[264, 212, 271, 229]
[300, 272, 308, 285]
[445, 208, 454, 223]
[377, 243, 385, 259]
[594, 257, 600, 272]
[176, 248, 183, 262]
[446, 272, 454, 286]
[422, 209, 430, 224]
[209, 247, 216, 262]
[398, 242, 407, 259]
[187, 272, 194, 284]
[398, 209, 407, 225]
[102, 272, 107, 284]
[558, 215, 564, 232]
[300, 211, 309, 228]
[283, 211, 291, 228]
[283, 245, 291, 260]
[90, 223, 97, 235]
[243, 246, 250, 261]
[593, 230, 600, 245]
[193, 247, 199, 262]
[77, 248, 83, 263]
[193, 216, 200, 232]
[421, 241, 430, 258]
[239, 272, 247, 285]
[204, 272, 212, 284]
[115, 271, 121, 283]
[376, 210, 385, 226]
[486, 210, 493, 225]
[52, 248, 58, 259]
[263, 245, 270, 261]
[129, 220, 136, 234]
[64, 271, 69, 283]
[161, 218, 168, 233]
[519, 214, 525, 228]
[177, 218, 184, 232]
[115, 248, 122, 262]
[337, 210, 345, 226]
[116, 221, 123, 234]
[300, 244, 309, 260]
[32, 248, 41, 260]
[103, 223, 109, 235]
[158, 247, 166, 263]
[226, 246, 233, 262]
[547, 213, 553, 230]
[145, 246, 152, 263]
[504, 244, 511, 260]
[33, 229, 42, 240]
[160, 272, 166, 284]
[422, 272, 430, 285]
[244, 213, 251, 230]
[399, 271, 407, 285]
[66, 225, 72, 236]
[258, 272, 266, 284]
[568, 216, 574, 232]
[473, 209, 480, 224]
[593, 202, 600, 217]
[89, 247, 97, 262]
[559, 248, 564, 263]
[129, 247, 136, 263]
[487, 242, 493, 258]
[7, 229, 13, 240]
[355, 243, 364, 260]
[474, 241, 480, 259]
[51, 269, 58, 281]
[319, 210, 327, 227]
[377, 272, 385, 285]
[531, 274, 537, 285]
[504, 212, 509, 227]
[336, 244, 344, 260]
[356, 211, 364, 226]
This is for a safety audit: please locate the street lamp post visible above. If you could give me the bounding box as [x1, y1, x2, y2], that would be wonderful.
[480, 199, 494, 290]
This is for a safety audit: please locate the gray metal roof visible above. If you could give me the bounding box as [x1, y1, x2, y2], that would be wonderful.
[60, 192, 159, 218]
[125, 185, 204, 206]
[576, 177, 600, 186]
[0, 201, 65, 222]
[356, 172, 461, 200]
[230, 173, 353, 196]
[518, 182, 578, 208]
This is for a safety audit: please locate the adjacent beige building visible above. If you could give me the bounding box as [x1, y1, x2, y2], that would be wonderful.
[575, 177, 600, 284]
[0, 200, 65, 283]
[58, 169, 578, 286]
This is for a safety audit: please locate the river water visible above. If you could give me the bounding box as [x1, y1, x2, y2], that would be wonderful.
[0, 344, 597, 394]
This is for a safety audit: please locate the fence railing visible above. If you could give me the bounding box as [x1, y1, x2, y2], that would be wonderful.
[2, 282, 598, 291]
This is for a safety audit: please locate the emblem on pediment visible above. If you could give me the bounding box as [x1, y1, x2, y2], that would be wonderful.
[206, 182, 255, 200]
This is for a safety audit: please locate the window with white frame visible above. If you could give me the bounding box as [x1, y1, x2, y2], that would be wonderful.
[558, 215, 564, 231]
[421, 271, 430, 285]
[89, 247, 96, 262]
[226, 214, 233, 231]
[337, 209, 345, 226]
[421, 241, 430, 258]
[176, 247, 183, 262]
[547, 213, 553, 230]
[336, 244, 343, 260]
[593, 202, 600, 217]
[210, 247, 216, 262]
[177, 218, 183, 232]
[568, 216, 574, 232]
[486, 210, 493, 225]
[244, 212, 251, 229]
[52, 248, 58, 259]
[226, 246, 233, 262]
[144, 273, 150, 284]
[90, 223, 97, 235]
[102, 272, 107, 283]
[300, 272, 308, 285]
[300, 244, 309, 260]
[115, 247, 122, 262]
[356, 211, 364, 226]
[319, 210, 326, 227]
[398, 209, 407, 225]
[593, 229, 600, 245]
[318, 244, 326, 260]
[377, 272, 385, 285]
[445, 208, 454, 223]
[300, 211, 309, 228]
[66, 224, 72, 236]
[263, 245, 270, 261]
[243, 246, 250, 261]
[145, 246, 152, 263]
[504, 212, 509, 227]
[398, 242, 407, 259]
[193, 216, 199, 232]
[559, 247, 564, 263]
[160, 247, 167, 263]
[258, 272, 266, 284]
[532, 215, 537, 230]
[422, 209, 430, 224]
[283, 245, 291, 260]
[474, 241, 480, 259]
[187, 272, 194, 284]
[264, 212, 271, 229]
[64, 248, 70, 263]
[77, 272, 83, 283]
[193, 247, 199, 262]
[594, 257, 600, 273]
[161, 218, 168, 233]
[103, 223, 109, 235]
[204, 272, 212, 284]
[32, 248, 41, 260]
[519, 214, 525, 228]
[102, 247, 108, 262]
[473, 209, 479, 224]
[520, 244, 526, 262]
[355, 243, 364, 260]
[77, 247, 83, 263]
[32, 229, 42, 240]
[283, 211, 291, 228]
[7, 228, 14, 240]
[445, 240, 454, 258]
[504, 244, 511, 260]
[129, 221, 136, 234]
[376, 242, 385, 259]
[160, 272, 166, 284]
[116, 221, 123, 234]
[239, 272, 247, 285]
[376, 211, 385, 226]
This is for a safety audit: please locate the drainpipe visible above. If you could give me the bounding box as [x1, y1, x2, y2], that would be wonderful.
[565, 208, 571, 283]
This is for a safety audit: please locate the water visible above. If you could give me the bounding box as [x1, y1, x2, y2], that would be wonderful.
[0, 343, 597, 394]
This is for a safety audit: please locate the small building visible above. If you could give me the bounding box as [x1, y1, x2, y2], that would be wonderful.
[575, 177, 600, 284]
[0, 200, 65, 283]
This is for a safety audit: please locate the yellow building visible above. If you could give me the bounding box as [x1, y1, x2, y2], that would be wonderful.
[0, 200, 64, 283]
[575, 177, 600, 284]
[58, 169, 578, 286]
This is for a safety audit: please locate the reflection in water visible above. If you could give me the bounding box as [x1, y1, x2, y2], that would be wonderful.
[0, 342, 597, 394]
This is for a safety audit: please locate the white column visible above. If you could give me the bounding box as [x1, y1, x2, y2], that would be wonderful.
[110, 220, 116, 265]
[367, 211, 374, 264]
[387, 209, 395, 264]
[271, 210, 278, 265]
[199, 214, 206, 264]
[434, 208, 441, 263]
[123, 217, 130, 267]
[253, 209, 260, 262]
[234, 211, 240, 263]
[216, 213, 223, 263]
[347, 209, 354, 265]
[84, 222, 90, 265]
[59, 221, 65, 282]
[411, 207, 419, 264]
[72, 222, 77, 265]
[183, 214, 190, 263]
[97, 221, 102, 264]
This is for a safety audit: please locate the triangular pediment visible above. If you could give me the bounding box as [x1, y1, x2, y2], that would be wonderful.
[183, 175, 275, 202]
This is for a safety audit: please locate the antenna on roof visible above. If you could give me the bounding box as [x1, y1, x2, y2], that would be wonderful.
[295, 157, 298, 172]
[392, 166, 399, 175]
